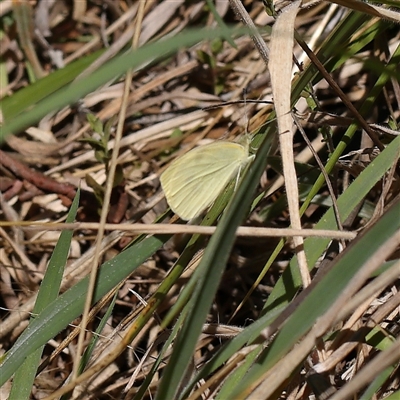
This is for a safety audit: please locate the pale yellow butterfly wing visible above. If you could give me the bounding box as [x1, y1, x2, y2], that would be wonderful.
[160, 140, 254, 220]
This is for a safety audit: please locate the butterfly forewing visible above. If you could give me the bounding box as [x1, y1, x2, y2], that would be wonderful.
[160, 141, 253, 220]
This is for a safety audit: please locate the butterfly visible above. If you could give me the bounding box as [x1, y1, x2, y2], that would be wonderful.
[160, 136, 254, 220]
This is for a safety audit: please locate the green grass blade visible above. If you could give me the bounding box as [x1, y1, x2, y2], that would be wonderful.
[0, 52, 101, 122]
[382, 390, 400, 400]
[78, 291, 119, 376]
[154, 126, 276, 400]
[179, 133, 400, 397]
[8, 191, 80, 399]
[232, 199, 400, 397]
[0, 26, 248, 141]
[264, 133, 400, 313]
[263, 46, 400, 315]
[0, 234, 169, 385]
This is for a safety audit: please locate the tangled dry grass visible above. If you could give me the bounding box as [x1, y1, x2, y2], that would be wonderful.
[0, 1, 399, 399]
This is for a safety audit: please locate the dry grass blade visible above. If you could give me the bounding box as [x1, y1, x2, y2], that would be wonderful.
[0, 1, 399, 399]
[269, 0, 311, 286]
[330, 0, 400, 23]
